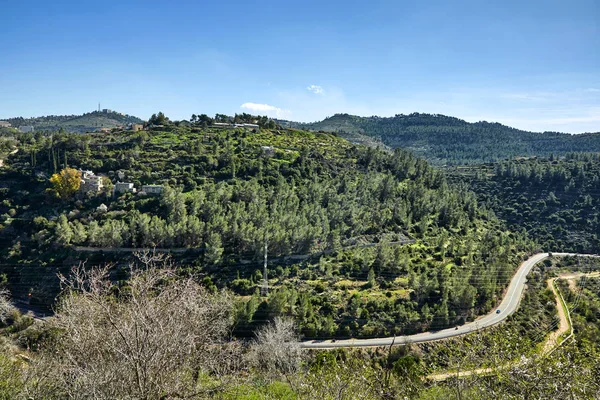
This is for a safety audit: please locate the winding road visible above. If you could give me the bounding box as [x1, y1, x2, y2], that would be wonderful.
[301, 252, 599, 349]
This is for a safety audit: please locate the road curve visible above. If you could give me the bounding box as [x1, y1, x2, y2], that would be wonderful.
[301, 252, 599, 348]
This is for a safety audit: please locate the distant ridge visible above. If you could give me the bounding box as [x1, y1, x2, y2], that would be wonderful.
[4, 110, 144, 134]
[279, 113, 600, 164]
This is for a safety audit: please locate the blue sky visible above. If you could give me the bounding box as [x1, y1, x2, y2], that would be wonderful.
[1, 0, 598, 133]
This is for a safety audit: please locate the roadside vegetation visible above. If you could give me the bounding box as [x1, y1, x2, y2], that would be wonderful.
[420, 259, 559, 374]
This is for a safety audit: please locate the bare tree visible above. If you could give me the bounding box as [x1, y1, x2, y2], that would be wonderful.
[27, 259, 234, 399]
[248, 317, 303, 376]
[0, 289, 14, 325]
[293, 352, 380, 400]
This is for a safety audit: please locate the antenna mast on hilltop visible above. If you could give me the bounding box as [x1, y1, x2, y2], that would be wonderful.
[261, 240, 269, 296]
[98, 102, 101, 112]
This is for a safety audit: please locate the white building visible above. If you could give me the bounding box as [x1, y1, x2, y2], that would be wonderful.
[234, 123, 259, 129]
[213, 122, 259, 129]
[141, 185, 164, 195]
[114, 182, 135, 194]
[0, 121, 11, 128]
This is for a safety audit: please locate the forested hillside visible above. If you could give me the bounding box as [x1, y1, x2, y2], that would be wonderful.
[449, 153, 600, 253]
[4, 110, 143, 133]
[290, 113, 600, 165]
[0, 122, 534, 338]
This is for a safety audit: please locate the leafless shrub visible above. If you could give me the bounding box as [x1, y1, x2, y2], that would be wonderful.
[0, 288, 14, 324]
[135, 248, 169, 269]
[248, 317, 303, 376]
[294, 352, 380, 400]
[28, 259, 235, 399]
[203, 340, 247, 378]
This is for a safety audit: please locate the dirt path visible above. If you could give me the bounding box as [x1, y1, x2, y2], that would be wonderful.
[428, 366, 494, 381]
[542, 278, 570, 354]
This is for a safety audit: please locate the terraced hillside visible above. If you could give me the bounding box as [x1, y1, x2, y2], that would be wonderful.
[0, 122, 533, 338]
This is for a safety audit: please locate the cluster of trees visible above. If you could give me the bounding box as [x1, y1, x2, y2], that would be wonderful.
[297, 113, 600, 165]
[231, 226, 532, 338]
[451, 153, 600, 253]
[4, 114, 78, 128]
[190, 113, 214, 126]
[148, 111, 170, 125]
[190, 112, 278, 129]
[48, 167, 81, 199]
[232, 113, 277, 128]
[50, 161, 476, 254]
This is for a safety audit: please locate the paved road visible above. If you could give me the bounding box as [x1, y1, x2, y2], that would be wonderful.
[301, 252, 599, 349]
[14, 301, 52, 322]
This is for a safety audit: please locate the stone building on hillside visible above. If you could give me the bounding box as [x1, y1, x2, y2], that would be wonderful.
[114, 182, 135, 194]
[80, 170, 104, 193]
[141, 185, 164, 195]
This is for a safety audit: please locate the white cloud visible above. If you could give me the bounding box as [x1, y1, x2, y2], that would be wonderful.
[584, 88, 600, 93]
[240, 102, 289, 118]
[306, 85, 324, 95]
